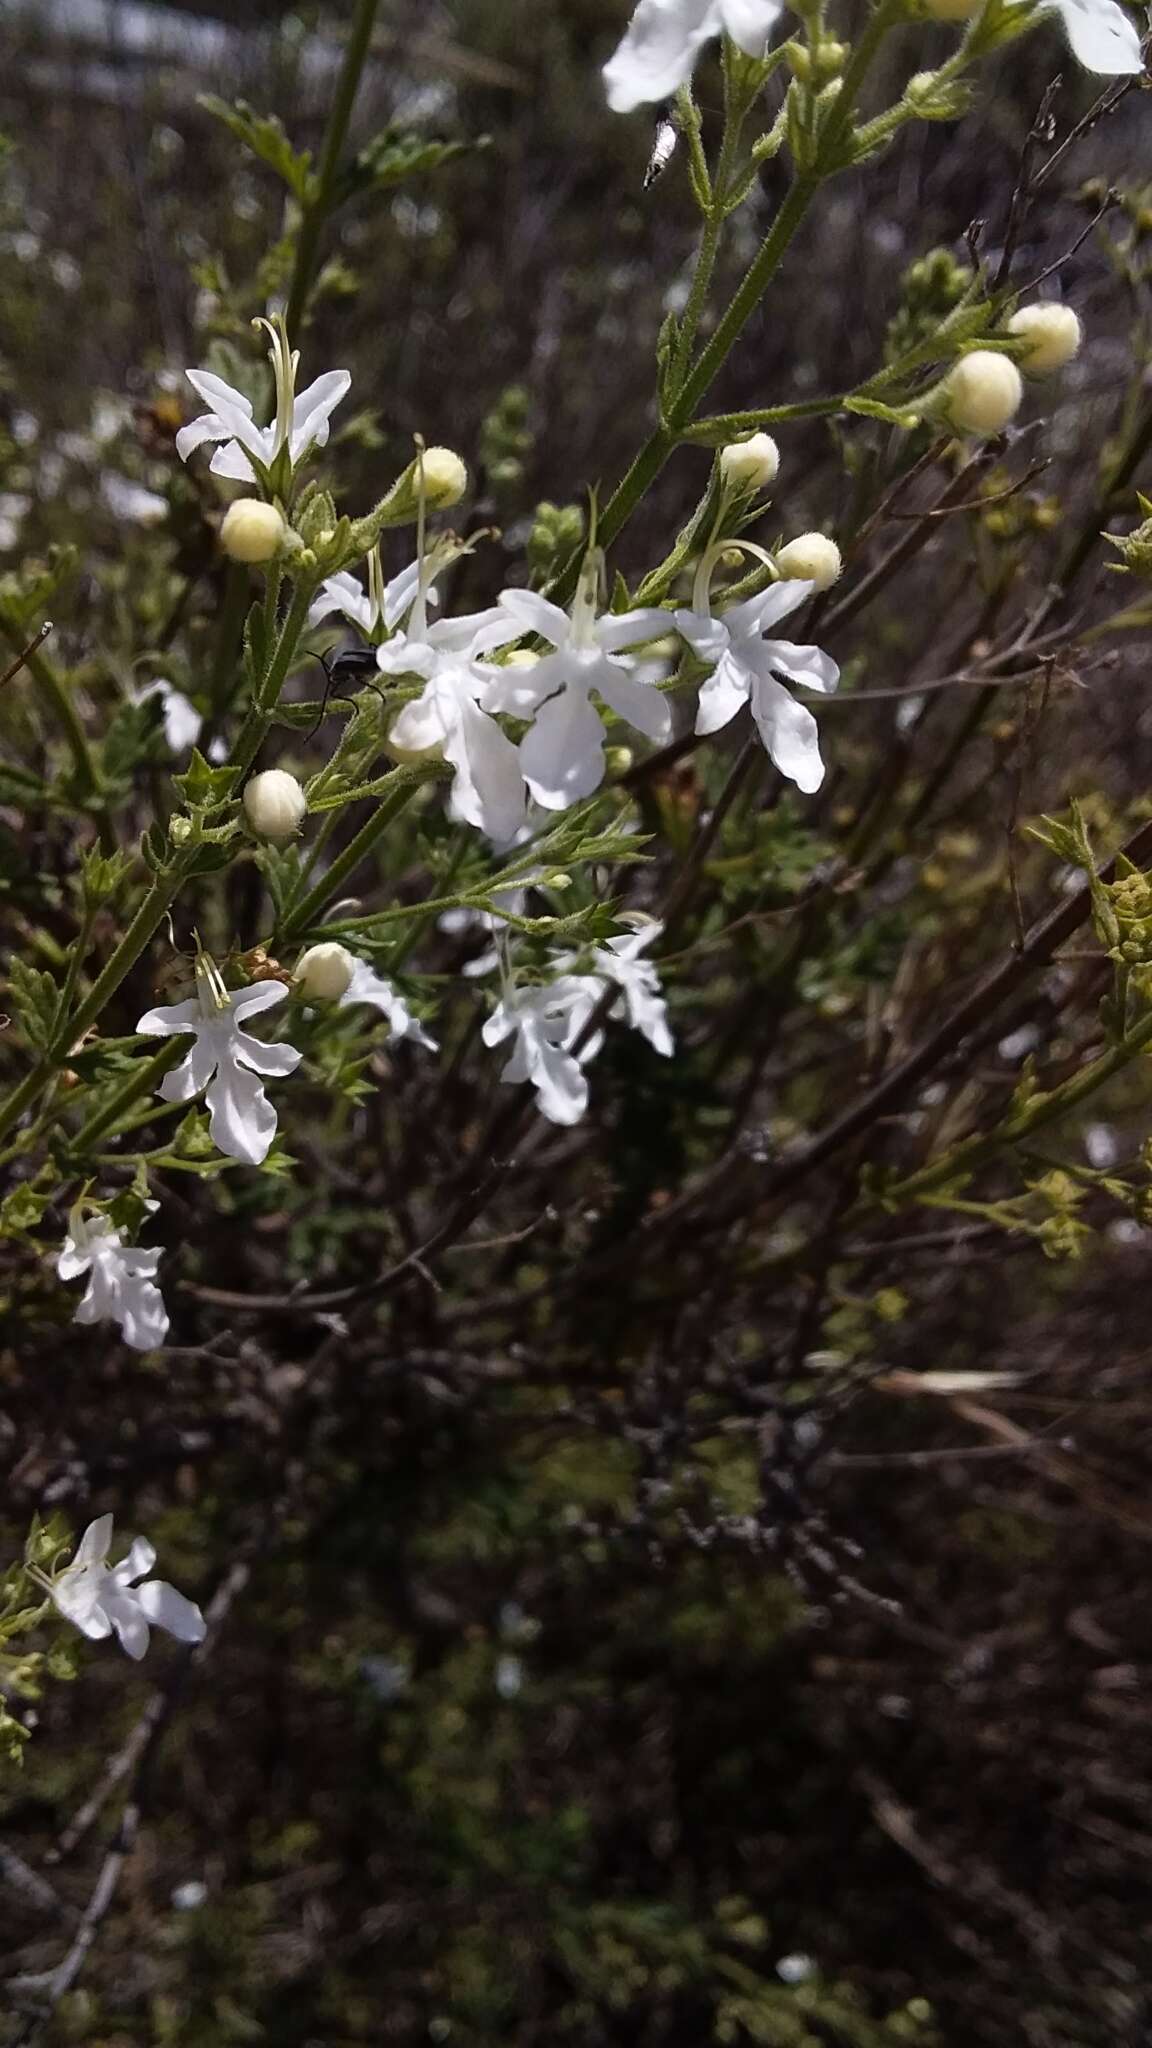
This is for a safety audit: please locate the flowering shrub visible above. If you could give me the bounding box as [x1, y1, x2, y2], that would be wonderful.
[1, 0, 1152, 2040]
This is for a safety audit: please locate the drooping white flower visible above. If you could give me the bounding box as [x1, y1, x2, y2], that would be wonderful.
[46, 1514, 205, 1662]
[587, 921, 674, 1056]
[136, 677, 202, 755]
[340, 957, 438, 1049]
[56, 1207, 169, 1351]
[482, 973, 604, 1125]
[136, 962, 302, 1167]
[176, 314, 350, 486]
[382, 576, 526, 846]
[604, 0, 785, 112]
[484, 567, 673, 811]
[676, 571, 838, 794]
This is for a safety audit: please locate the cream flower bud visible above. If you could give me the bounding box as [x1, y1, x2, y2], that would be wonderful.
[719, 433, 780, 491]
[419, 446, 469, 507]
[944, 352, 1023, 436]
[219, 498, 286, 564]
[243, 768, 307, 840]
[1007, 303, 1083, 377]
[774, 533, 842, 591]
[295, 942, 356, 1001]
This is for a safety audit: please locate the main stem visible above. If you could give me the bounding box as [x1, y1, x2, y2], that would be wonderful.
[284, 0, 382, 338]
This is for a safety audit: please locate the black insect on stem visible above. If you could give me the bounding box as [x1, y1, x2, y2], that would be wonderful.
[305, 646, 388, 739]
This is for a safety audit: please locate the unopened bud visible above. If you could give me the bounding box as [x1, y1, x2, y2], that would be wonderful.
[419, 446, 469, 507]
[1007, 303, 1083, 376]
[943, 351, 1023, 435]
[243, 767, 307, 840]
[219, 498, 285, 564]
[774, 532, 842, 591]
[719, 432, 780, 491]
[295, 941, 355, 1000]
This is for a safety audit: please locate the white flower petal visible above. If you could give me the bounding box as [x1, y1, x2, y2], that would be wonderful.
[137, 1579, 207, 1644]
[230, 979, 291, 1023]
[185, 369, 255, 420]
[719, 0, 784, 55]
[479, 650, 567, 717]
[1053, 0, 1144, 69]
[749, 670, 825, 792]
[595, 606, 674, 654]
[204, 1059, 278, 1166]
[519, 686, 607, 809]
[104, 1592, 151, 1661]
[603, 0, 721, 111]
[444, 695, 529, 844]
[762, 636, 840, 697]
[595, 660, 673, 743]
[111, 1537, 156, 1586]
[289, 369, 351, 456]
[208, 441, 260, 483]
[135, 996, 202, 1037]
[694, 648, 751, 735]
[75, 1515, 114, 1569]
[496, 587, 573, 648]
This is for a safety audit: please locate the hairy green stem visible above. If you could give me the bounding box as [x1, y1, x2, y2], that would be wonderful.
[278, 767, 439, 942]
[284, 0, 382, 338]
[889, 1009, 1152, 1207]
[0, 607, 98, 797]
[68, 1042, 187, 1156]
[0, 861, 189, 1149]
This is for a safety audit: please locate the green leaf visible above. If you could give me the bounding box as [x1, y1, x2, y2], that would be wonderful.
[0, 1183, 51, 1235]
[334, 128, 488, 206]
[843, 396, 922, 430]
[173, 749, 241, 810]
[6, 957, 60, 1050]
[199, 96, 317, 204]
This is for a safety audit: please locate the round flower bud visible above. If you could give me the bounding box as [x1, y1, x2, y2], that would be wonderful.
[774, 532, 842, 591]
[295, 942, 355, 1001]
[1007, 303, 1083, 377]
[219, 498, 285, 564]
[243, 768, 307, 840]
[923, 0, 982, 17]
[719, 432, 780, 491]
[943, 352, 1023, 436]
[420, 446, 469, 508]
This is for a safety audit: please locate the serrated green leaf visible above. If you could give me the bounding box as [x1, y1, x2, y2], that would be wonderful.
[6, 957, 59, 1050]
[334, 128, 487, 206]
[199, 95, 316, 203]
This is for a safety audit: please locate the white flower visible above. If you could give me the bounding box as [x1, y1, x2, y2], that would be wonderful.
[604, 0, 785, 111]
[675, 577, 838, 794]
[1027, 0, 1143, 69]
[136, 963, 302, 1166]
[48, 1514, 205, 1662]
[482, 973, 604, 1125]
[587, 922, 674, 1056]
[56, 1207, 169, 1351]
[340, 957, 438, 1049]
[924, 0, 1142, 68]
[384, 608, 526, 848]
[176, 315, 350, 485]
[307, 554, 427, 639]
[136, 677, 202, 754]
[483, 573, 673, 811]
